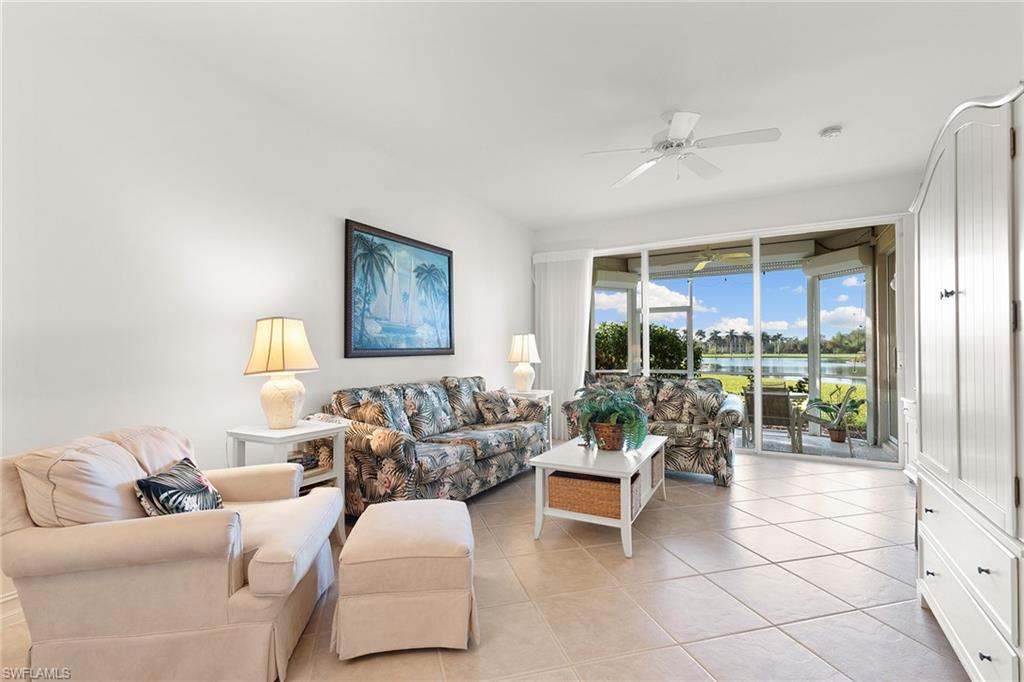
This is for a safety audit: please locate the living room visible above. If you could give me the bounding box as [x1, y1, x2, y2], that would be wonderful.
[2, 2, 1023, 681]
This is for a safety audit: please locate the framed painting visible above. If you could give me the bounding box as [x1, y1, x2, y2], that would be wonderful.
[344, 219, 454, 357]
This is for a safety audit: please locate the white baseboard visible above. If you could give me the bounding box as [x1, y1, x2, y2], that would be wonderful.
[1, 591, 24, 627]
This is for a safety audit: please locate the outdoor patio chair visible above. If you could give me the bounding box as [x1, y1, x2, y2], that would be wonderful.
[743, 387, 800, 452]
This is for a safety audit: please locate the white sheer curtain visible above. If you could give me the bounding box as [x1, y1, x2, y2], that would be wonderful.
[534, 250, 594, 441]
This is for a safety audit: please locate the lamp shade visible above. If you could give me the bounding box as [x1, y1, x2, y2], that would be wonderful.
[244, 317, 319, 375]
[507, 333, 541, 364]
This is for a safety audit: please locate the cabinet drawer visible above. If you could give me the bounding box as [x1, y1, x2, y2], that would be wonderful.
[920, 477, 1018, 642]
[920, 533, 1018, 682]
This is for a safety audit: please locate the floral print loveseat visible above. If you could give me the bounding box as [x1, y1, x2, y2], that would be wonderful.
[308, 376, 549, 516]
[563, 373, 743, 486]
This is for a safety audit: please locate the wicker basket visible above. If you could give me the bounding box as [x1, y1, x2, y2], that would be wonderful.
[548, 471, 641, 520]
[591, 422, 624, 450]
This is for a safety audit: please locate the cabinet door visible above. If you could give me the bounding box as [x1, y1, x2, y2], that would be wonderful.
[917, 146, 959, 484]
[953, 105, 1016, 534]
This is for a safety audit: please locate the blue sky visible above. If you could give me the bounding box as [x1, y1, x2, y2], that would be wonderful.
[594, 269, 866, 339]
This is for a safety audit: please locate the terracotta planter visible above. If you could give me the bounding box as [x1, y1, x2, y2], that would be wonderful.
[827, 427, 847, 443]
[591, 422, 624, 450]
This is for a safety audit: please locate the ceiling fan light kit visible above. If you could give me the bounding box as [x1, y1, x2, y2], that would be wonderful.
[590, 111, 782, 188]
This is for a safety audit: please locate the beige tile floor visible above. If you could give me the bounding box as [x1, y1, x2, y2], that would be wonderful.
[1, 453, 969, 681]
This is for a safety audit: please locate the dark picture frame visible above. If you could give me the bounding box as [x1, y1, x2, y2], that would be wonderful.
[344, 219, 454, 358]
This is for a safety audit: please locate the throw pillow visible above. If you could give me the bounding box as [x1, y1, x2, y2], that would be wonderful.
[473, 389, 521, 424]
[134, 458, 223, 516]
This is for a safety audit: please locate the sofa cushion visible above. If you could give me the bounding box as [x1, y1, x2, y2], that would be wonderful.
[582, 373, 657, 416]
[224, 486, 342, 596]
[649, 420, 718, 448]
[15, 436, 148, 527]
[441, 376, 486, 427]
[655, 379, 724, 424]
[473, 389, 520, 424]
[98, 425, 193, 475]
[423, 422, 544, 461]
[412, 441, 474, 481]
[339, 499, 472, 597]
[403, 382, 457, 439]
[331, 385, 413, 434]
[134, 458, 224, 516]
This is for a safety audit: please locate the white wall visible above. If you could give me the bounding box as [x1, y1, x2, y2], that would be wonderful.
[532, 172, 921, 253]
[1, 7, 534, 467]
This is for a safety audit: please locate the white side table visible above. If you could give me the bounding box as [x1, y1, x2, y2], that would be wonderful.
[226, 420, 349, 540]
[509, 389, 554, 449]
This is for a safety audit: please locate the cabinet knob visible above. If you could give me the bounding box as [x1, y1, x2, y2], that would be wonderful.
[977, 567, 992, 575]
[925, 570, 936, 577]
[979, 653, 993, 662]
[924, 507, 935, 514]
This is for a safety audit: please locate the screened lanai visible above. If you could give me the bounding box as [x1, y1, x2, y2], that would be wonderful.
[589, 225, 897, 463]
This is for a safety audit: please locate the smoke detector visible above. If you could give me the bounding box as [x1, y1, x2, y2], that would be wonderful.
[819, 125, 843, 140]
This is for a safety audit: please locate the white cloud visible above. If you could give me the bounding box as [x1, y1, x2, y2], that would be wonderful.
[820, 305, 865, 329]
[648, 282, 716, 314]
[794, 317, 808, 329]
[836, 294, 849, 302]
[842, 275, 865, 288]
[792, 284, 805, 295]
[594, 290, 627, 316]
[763, 320, 790, 331]
[708, 317, 753, 333]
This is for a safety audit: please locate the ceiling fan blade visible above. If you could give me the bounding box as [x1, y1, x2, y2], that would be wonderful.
[722, 252, 752, 259]
[668, 112, 701, 140]
[695, 128, 781, 149]
[693, 260, 709, 272]
[612, 156, 662, 188]
[679, 153, 722, 180]
[585, 147, 654, 156]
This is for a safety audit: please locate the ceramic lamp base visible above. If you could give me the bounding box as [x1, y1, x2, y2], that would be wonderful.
[512, 363, 536, 391]
[260, 372, 306, 429]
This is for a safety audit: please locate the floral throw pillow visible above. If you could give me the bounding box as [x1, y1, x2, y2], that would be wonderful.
[441, 376, 486, 426]
[473, 389, 521, 424]
[403, 383, 457, 439]
[134, 458, 223, 516]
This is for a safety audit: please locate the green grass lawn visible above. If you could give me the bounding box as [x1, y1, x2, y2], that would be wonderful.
[704, 373, 868, 430]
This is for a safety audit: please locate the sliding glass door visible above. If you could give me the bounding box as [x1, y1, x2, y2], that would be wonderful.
[587, 225, 895, 462]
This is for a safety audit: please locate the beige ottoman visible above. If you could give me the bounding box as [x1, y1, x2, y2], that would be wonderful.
[331, 499, 479, 659]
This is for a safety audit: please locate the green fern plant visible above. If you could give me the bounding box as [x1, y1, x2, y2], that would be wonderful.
[575, 386, 649, 450]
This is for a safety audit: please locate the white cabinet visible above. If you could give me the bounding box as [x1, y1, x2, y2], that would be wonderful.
[916, 99, 1017, 535]
[913, 85, 1024, 682]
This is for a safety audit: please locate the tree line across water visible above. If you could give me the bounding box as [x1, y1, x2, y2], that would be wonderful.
[595, 321, 866, 372]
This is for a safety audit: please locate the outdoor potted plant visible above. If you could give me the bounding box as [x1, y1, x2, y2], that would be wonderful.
[574, 386, 648, 451]
[803, 386, 866, 443]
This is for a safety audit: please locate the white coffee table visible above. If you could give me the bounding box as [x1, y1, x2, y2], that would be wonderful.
[530, 435, 668, 557]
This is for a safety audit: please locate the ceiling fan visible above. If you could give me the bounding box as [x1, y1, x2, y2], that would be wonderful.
[587, 112, 781, 188]
[691, 246, 751, 272]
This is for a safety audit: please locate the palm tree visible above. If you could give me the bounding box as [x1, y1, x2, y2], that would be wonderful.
[741, 331, 753, 354]
[695, 329, 707, 349]
[352, 234, 394, 344]
[772, 333, 784, 354]
[727, 329, 737, 355]
[708, 330, 722, 354]
[414, 262, 448, 346]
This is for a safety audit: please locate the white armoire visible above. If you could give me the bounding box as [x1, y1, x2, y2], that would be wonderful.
[914, 82, 1024, 682]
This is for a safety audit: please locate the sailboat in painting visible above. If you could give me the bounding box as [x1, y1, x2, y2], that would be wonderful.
[345, 220, 453, 357]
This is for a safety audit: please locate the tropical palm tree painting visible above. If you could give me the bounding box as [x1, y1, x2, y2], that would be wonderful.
[345, 220, 453, 357]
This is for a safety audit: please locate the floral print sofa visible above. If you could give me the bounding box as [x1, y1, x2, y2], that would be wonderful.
[308, 376, 549, 516]
[563, 373, 743, 486]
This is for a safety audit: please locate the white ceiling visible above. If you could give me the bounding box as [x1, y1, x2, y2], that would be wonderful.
[81, 2, 1023, 228]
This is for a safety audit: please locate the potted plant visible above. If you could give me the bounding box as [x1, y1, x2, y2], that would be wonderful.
[803, 386, 866, 443]
[574, 386, 648, 451]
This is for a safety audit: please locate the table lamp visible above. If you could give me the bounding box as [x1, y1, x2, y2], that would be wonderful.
[508, 333, 541, 391]
[244, 317, 319, 428]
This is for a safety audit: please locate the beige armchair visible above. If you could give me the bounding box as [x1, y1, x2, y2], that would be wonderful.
[1, 426, 341, 682]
